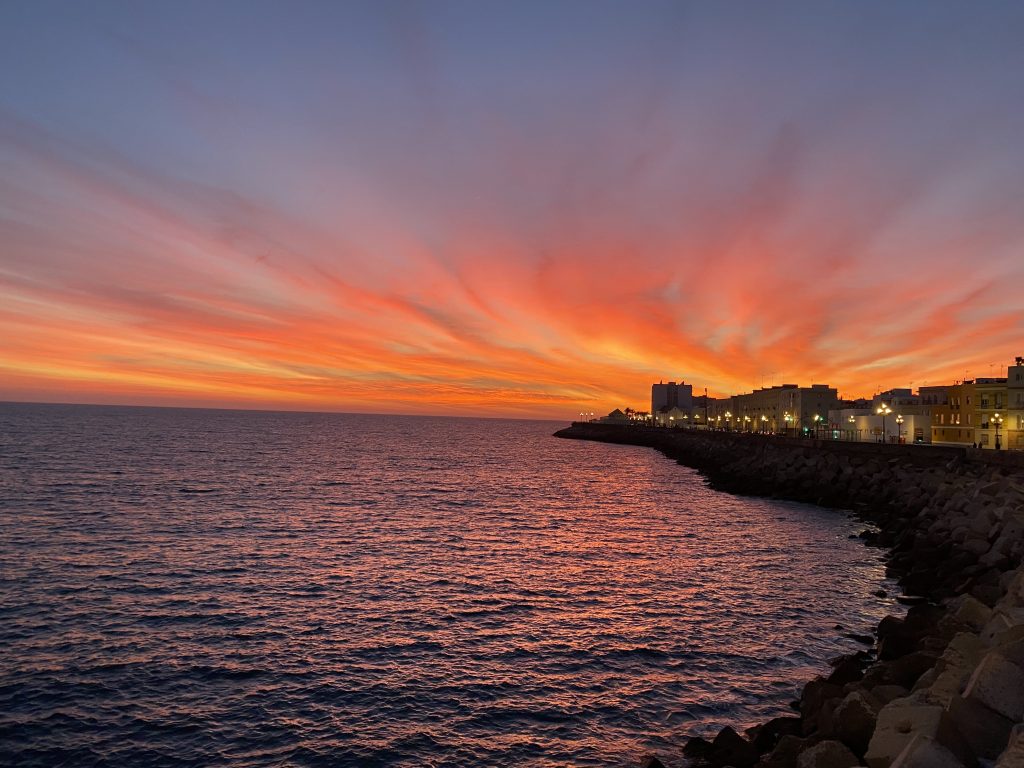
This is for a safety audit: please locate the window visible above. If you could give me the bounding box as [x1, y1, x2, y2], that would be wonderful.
[967, 413, 972, 425]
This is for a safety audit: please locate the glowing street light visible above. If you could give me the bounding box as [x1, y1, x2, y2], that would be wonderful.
[876, 403, 892, 443]
[994, 412, 1004, 450]
[761, 414, 768, 433]
[895, 414, 904, 444]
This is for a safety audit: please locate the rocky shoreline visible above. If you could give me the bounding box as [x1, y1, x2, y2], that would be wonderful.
[554, 424, 1024, 768]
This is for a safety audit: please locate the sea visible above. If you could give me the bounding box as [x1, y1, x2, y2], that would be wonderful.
[0, 403, 900, 767]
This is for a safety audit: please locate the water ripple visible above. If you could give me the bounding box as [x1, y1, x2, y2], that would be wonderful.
[0, 404, 900, 767]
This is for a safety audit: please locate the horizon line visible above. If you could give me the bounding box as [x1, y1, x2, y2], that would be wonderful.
[0, 399, 566, 423]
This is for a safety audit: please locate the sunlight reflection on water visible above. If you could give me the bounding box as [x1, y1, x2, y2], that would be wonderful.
[0, 404, 900, 767]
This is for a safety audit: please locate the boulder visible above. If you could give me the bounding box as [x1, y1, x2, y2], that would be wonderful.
[884, 652, 940, 689]
[639, 757, 666, 768]
[889, 734, 968, 768]
[951, 595, 993, 631]
[937, 632, 985, 673]
[833, 689, 881, 754]
[800, 678, 843, 728]
[749, 716, 802, 755]
[962, 651, 1024, 721]
[709, 726, 757, 768]
[872, 685, 910, 705]
[865, 701, 976, 768]
[770, 734, 811, 764]
[947, 694, 1015, 760]
[980, 611, 1024, 646]
[796, 739, 859, 768]
[996, 723, 1024, 768]
[681, 735, 713, 761]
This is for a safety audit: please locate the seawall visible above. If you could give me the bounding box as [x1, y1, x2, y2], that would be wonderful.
[554, 424, 1024, 768]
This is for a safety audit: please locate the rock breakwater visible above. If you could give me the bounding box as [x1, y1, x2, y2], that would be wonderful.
[555, 424, 1024, 768]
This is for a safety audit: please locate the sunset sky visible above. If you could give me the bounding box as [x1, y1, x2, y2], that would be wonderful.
[2, 1, 1023, 418]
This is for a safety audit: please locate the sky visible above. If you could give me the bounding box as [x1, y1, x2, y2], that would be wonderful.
[2, 1, 1024, 418]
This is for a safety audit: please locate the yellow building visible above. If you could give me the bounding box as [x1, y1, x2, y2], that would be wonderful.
[975, 377, 1008, 449]
[931, 381, 976, 446]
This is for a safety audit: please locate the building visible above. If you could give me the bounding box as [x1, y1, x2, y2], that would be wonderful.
[1008, 357, 1024, 451]
[704, 383, 838, 435]
[830, 397, 930, 444]
[975, 376, 1008, 449]
[932, 381, 976, 446]
[651, 381, 693, 417]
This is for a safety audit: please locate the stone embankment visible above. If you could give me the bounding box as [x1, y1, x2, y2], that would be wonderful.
[554, 424, 1024, 768]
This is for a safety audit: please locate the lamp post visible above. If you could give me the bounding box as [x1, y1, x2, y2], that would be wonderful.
[994, 412, 1003, 450]
[876, 403, 892, 443]
[813, 413, 821, 439]
[848, 414, 855, 441]
[744, 415, 751, 432]
[761, 414, 768, 433]
[895, 414, 904, 444]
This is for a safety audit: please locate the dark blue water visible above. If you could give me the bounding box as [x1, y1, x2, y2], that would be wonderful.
[0, 404, 898, 767]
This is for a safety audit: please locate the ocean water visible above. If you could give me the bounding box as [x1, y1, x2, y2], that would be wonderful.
[0, 404, 899, 767]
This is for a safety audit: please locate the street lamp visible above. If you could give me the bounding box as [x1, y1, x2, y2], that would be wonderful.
[744, 415, 751, 432]
[761, 414, 768, 433]
[724, 411, 732, 431]
[876, 403, 892, 443]
[994, 412, 1003, 450]
[895, 414, 904, 444]
[848, 414, 855, 442]
[813, 413, 821, 439]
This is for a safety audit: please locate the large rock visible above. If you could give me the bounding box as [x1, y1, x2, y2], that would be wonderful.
[872, 684, 910, 705]
[749, 716, 802, 755]
[709, 725, 757, 768]
[951, 595, 994, 631]
[962, 651, 1024, 722]
[889, 734, 968, 768]
[947, 693, 1015, 760]
[796, 739, 859, 768]
[800, 678, 843, 730]
[938, 632, 985, 672]
[833, 689, 881, 754]
[996, 723, 1024, 768]
[865, 701, 976, 768]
